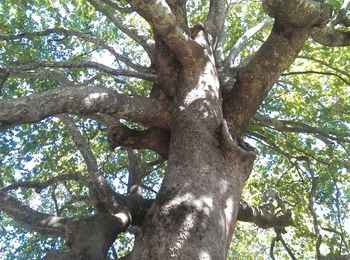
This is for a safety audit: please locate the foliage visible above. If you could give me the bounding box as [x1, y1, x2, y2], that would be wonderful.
[0, 0, 349, 259]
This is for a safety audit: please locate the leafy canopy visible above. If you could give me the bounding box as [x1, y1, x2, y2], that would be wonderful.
[0, 0, 349, 259]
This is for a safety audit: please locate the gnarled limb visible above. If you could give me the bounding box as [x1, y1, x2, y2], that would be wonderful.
[262, 0, 331, 27]
[238, 201, 293, 230]
[0, 87, 169, 131]
[127, 0, 204, 66]
[109, 124, 170, 158]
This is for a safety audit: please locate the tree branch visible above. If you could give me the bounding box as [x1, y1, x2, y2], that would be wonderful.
[223, 18, 273, 70]
[87, 0, 155, 57]
[165, 0, 189, 34]
[0, 86, 169, 131]
[1, 27, 150, 72]
[11, 60, 156, 81]
[0, 190, 68, 236]
[205, 0, 229, 48]
[99, 0, 134, 13]
[223, 0, 332, 136]
[108, 124, 170, 158]
[335, 0, 350, 26]
[0, 173, 82, 193]
[253, 114, 350, 144]
[59, 115, 124, 212]
[282, 70, 350, 86]
[126, 148, 144, 195]
[7, 69, 77, 88]
[262, 0, 331, 27]
[237, 200, 293, 229]
[127, 0, 204, 66]
[311, 26, 350, 47]
[297, 56, 350, 78]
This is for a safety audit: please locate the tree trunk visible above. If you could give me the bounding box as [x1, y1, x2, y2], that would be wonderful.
[131, 37, 255, 259]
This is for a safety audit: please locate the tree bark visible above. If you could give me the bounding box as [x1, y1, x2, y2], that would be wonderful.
[129, 28, 255, 258]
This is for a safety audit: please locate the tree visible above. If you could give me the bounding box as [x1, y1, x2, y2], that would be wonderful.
[0, 0, 349, 259]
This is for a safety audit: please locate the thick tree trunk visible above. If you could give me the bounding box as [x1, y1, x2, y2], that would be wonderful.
[131, 40, 255, 259]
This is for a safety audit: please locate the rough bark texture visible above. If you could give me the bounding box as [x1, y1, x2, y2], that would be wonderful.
[129, 25, 256, 259]
[0, 0, 341, 259]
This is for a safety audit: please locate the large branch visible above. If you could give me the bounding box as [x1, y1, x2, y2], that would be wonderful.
[127, 0, 204, 66]
[165, 0, 189, 34]
[223, 0, 331, 136]
[0, 87, 169, 131]
[238, 201, 293, 229]
[5, 69, 77, 88]
[0, 190, 68, 236]
[108, 124, 170, 158]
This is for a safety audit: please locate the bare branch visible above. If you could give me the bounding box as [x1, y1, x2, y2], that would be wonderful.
[205, 0, 229, 48]
[253, 114, 350, 144]
[305, 160, 322, 259]
[224, 19, 273, 69]
[0, 86, 169, 131]
[279, 236, 297, 259]
[126, 148, 144, 195]
[59, 115, 124, 212]
[99, 0, 134, 13]
[7, 69, 77, 88]
[1, 27, 150, 72]
[297, 56, 350, 78]
[88, 0, 155, 57]
[282, 70, 350, 86]
[12, 60, 156, 81]
[0, 173, 82, 193]
[0, 190, 67, 236]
